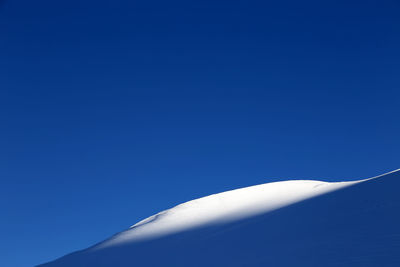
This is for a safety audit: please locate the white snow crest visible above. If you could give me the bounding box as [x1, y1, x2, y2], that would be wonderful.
[93, 179, 362, 249]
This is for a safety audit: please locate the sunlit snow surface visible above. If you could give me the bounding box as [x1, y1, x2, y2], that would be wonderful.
[94, 179, 360, 249]
[39, 169, 400, 267]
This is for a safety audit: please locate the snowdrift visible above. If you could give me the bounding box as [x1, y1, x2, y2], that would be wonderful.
[38, 170, 400, 267]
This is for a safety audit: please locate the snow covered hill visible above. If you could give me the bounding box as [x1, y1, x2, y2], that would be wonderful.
[38, 170, 400, 267]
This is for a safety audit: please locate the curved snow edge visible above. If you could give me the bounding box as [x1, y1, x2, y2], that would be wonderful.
[91, 170, 400, 250]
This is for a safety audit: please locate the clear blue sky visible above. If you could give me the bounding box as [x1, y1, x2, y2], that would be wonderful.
[1, 0, 399, 266]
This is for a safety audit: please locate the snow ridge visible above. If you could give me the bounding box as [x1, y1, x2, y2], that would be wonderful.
[93, 179, 362, 249]
[38, 169, 400, 267]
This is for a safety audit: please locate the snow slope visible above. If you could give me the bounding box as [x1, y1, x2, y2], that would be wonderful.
[38, 170, 400, 267]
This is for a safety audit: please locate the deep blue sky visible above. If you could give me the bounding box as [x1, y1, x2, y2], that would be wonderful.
[1, 0, 399, 266]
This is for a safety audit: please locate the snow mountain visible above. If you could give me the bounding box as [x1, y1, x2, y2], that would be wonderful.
[39, 170, 400, 267]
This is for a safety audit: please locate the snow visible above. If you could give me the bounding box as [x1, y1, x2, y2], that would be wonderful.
[38, 169, 400, 267]
[93, 179, 361, 249]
